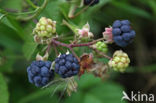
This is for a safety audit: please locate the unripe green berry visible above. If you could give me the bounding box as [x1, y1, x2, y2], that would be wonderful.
[114, 57, 120, 62]
[95, 41, 108, 53]
[108, 50, 130, 72]
[40, 25, 46, 31]
[33, 17, 56, 44]
[46, 25, 52, 32]
[120, 57, 126, 63]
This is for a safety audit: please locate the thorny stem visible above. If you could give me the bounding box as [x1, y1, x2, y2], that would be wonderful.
[46, 37, 111, 61]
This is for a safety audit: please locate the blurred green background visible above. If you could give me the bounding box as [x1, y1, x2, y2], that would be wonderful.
[0, 0, 156, 103]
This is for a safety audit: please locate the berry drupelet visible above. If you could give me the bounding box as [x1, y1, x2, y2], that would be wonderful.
[55, 54, 80, 78]
[112, 20, 136, 47]
[27, 60, 54, 87]
[84, 0, 99, 6]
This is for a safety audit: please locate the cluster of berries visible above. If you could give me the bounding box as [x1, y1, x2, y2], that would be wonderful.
[33, 17, 56, 44]
[55, 54, 80, 78]
[84, 0, 99, 6]
[27, 61, 54, 87]
[108, 50, 130, 72]
[112, 20, 136, 47]
[27, 54, 80, 87]
[95, 41, 108, 53]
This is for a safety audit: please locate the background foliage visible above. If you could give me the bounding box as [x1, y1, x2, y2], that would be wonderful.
[0, 0, 156, 103]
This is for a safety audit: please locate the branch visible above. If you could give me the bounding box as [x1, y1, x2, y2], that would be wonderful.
[49, 38, 107, 60]
[51, 38, 106, 48]
[45, 37, 109, 61]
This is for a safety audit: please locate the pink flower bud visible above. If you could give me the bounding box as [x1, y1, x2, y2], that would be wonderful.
[103, 27, 113, 43]
[77, 23, 94, 40]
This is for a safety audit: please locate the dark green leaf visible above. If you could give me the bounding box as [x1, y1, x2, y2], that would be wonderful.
[0, 73, 9, 103]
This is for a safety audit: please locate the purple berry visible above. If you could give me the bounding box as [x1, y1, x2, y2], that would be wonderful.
[55, 54, 80, 78]
[27, 60, 54, 87]
[112, 28, 121, 36]
[129, 30, 136, 38]
[121, 20, 130, 25]
[112, 20, 136, 47]
[121, 25, 131, 33]
[112, 20, 121, 28]
[122, 33, 131, 41]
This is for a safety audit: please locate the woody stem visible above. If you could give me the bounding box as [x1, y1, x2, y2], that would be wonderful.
[46, 38, 111, 60]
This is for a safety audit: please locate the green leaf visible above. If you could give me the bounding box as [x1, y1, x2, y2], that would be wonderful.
[0, 0, 22, 10]
[0, 73, 9, 103]
[111, 1, 152, 19]
[78, 74, 101, 90]
[18, 84, 66, 103]
[83, 94, 102, 103]
[0, 23, 22, 51]
[18, 88, 55, 103]
[148, 0, 156, 16]
[64, 91, 84, 103]
[78, 0, 111, 25]
[6, 17, 31, 41]
[88, 82, 127, 103]
[23, 41, 38, 60]
[65, 74, 127, 103]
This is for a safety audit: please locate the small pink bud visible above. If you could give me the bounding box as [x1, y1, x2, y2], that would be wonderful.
[103, 27, 113, 43]
[77, 23, 94, 40]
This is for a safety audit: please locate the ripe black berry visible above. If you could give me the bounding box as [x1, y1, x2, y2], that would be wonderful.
[84, 0, 99, 6]
[112, 20, 136, 47]
[27, 60, 54, 87]
[55, 54, 80, 78]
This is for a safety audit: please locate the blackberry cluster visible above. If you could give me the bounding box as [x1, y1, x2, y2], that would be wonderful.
[112, 20, 136, 47]
[84, 0, 99, 6]
[27, 60, 54, 87]
[55, 54, 80, 78]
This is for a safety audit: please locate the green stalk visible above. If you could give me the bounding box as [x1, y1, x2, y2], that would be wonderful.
[16, 0, 49, 21]
[26, 0, 38, 9]
[68, 4, 77, 18]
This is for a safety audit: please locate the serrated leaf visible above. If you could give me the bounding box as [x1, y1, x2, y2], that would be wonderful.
[0, 73, 9, 103]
